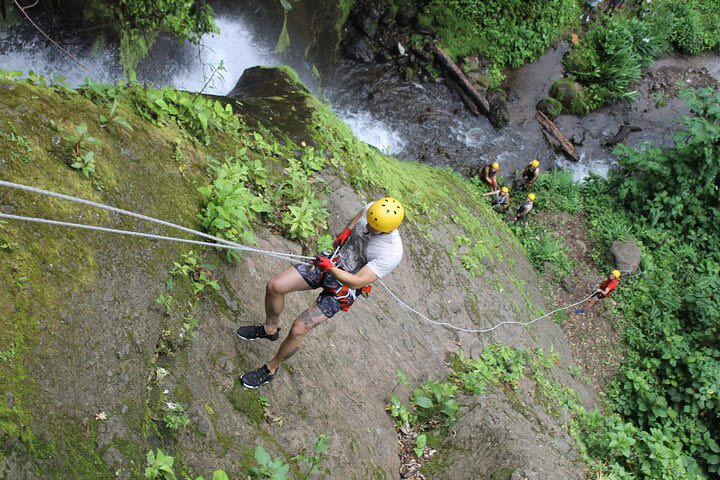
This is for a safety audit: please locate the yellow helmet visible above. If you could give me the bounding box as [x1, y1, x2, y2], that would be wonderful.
[367, 197, 404, 233]
[527, 193, 536, 201]
[612, 270, 621, 279]
[501, 186, 509, 193]
[491, 162, 500, 170]
[531, 159, 540, 168]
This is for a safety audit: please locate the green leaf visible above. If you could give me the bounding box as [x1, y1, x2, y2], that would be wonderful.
[413, 396, 434, 409]
[211, 470, 229, 480]
[255, 445, 272, 466]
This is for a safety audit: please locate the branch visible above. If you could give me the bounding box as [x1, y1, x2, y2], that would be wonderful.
[13, 0, 88, 71]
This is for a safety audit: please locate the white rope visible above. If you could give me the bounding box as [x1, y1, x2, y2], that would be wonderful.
[378, 279, 593, 334]
[0, 212, 314, 265]
[0, 180, 595, 335]
[0, 180, 314, 261]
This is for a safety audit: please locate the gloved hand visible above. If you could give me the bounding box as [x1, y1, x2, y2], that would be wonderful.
[314, 255, 335, 271]
[333, 227, 352, 248]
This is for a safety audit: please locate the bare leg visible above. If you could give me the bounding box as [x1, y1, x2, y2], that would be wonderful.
[267, 304, 328, 374]
[264, 267, 311, 334]
[585, 295, 600, 311]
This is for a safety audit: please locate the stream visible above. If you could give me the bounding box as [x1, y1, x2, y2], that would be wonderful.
[1, 9, 718, 182]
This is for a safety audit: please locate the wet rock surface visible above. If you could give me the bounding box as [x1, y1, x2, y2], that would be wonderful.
[427, 390, 586, 480]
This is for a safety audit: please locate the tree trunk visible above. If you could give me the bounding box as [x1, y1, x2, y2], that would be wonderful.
[535, 110, 579, 162]
[432, 45, 490, 117]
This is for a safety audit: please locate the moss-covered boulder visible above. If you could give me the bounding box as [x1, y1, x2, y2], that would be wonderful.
[536, 97, 563, 118]
[550, 78, 591, 116]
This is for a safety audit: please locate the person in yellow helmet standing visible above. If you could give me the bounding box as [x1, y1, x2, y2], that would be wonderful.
[237, 198, 404, 388]
[483, 185, 510, 212]
[518, 159, 541, 189]
[479, 161, 500, 190]
[575, 270, 621, 315]
[514, 193, 536, 223]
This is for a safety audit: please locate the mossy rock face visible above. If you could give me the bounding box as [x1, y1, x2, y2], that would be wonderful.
[536, 97, 563, 118]
[549, 79, 591, 116]
[227, 66, 316, 139]
[0, 67, 590, 479]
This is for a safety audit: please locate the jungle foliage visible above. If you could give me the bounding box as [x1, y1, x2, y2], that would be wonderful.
[560, 0, 720, 113]
[570, 89, 720, 478]
[422, 0, 579, 81]
[117, 0, 218, 71]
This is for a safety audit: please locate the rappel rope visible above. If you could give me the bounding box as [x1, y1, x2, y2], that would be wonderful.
[0, 212, 315, 265]
[0, 180, 314, 264]
[0, 180, 592, 334]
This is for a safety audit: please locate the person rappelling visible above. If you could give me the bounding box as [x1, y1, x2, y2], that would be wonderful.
[236, 197, 405, 388]
[575, 270, 621, 315]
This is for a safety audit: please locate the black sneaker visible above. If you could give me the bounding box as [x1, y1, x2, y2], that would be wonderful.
[236, 325, 280, 341]
[241, 365, 277, 389]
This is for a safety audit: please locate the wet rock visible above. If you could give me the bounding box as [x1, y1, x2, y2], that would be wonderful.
[536, 97, 563, 118]
[610, 238, 641, 273]
[506, 88, 520, 104]
[487, 89, 509, 129]
[550, 79, 586, 115]
[561, 276, 577, 293]
[427, 391, 585, 479]
[467, 69, 492, 90]
[355, 12, 379, 38]
[396, 5, 416, 27]
[343, 34, 376, 63]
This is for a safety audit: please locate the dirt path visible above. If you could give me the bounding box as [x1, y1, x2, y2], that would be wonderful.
[533, 210, 624, 393]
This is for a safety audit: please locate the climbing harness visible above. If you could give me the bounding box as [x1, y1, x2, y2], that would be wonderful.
[0, 180, 592, 334]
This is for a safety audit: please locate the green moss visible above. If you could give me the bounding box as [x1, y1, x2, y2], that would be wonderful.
[228, 381, 265, 424]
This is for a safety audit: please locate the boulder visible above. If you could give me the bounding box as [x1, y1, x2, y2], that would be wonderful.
[342, 31, 376, 63]
[550, 79, 588, 115]
[536, 97, 563, 118]
[396, 5, 417, 26]
[487, 88, 509, 129]
[610, 238, 642, 273]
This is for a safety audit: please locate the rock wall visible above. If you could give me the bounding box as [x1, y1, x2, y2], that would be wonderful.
[0, 68, 594, 479]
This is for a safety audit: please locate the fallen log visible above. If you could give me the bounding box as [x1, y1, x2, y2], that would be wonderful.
[432, 45, 490, 116]
[535, 110, 579, 162]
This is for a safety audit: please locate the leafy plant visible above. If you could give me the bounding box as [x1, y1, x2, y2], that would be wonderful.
[155, 294, 173, 315]
[293, 435, 330, 480]
[248, 445, 289, 480]
[70, 151, 97, 177]
[163, 402, 190, 431]
[99, 100, 133, 131]
[413, 434, 427, 458]
[0, 349, 16, 362]
[0, 121, 32, 162]
[145, 449, 177, 480]
[63, 122, 100, 157]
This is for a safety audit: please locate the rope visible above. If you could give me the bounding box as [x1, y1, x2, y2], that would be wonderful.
[0, 212, 314, 266]
[0, 180, 595, 334]
[0, 180, 314, 262]
[378, 279, 594, 334]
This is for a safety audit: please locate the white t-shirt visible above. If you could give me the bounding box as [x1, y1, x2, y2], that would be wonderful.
[338, 203, 403, 278]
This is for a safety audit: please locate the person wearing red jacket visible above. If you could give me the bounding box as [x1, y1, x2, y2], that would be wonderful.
[575, 270, 621, 315]
[236, 198, 404, 388]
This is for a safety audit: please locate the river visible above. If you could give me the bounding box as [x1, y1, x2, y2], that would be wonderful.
[1, 8, 718, 182]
